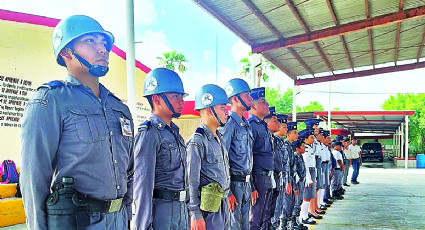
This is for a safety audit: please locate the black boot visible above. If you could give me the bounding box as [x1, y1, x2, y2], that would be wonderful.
[292, 215, 308, 230]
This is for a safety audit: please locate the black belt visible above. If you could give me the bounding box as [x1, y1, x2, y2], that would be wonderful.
[252, 169, 273, 176]
[334, 168, 341, 171]
[231, 175, 251, 182]
[153, 189, 187, 202]
[352, 158, 360, 160]
[321, 161, 329, 163]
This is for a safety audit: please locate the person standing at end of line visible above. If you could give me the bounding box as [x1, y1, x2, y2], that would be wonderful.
[349, 137, 362, 184]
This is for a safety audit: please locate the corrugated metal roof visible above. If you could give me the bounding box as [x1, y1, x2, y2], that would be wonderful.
[193, 0, 425, 85]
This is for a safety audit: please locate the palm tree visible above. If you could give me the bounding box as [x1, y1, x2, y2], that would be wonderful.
[157, 51, 188, 73]
[240, 52, 276, 87]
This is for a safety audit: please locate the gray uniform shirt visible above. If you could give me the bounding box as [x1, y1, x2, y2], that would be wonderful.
[187, 123, 231, 220]
[221, 111, 253, 176]
[133, 114, 187, 229]
[20, 76, 134, 229]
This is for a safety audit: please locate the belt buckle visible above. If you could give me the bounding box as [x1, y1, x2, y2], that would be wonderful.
[108, 198, 123, 213]
[245, 175, 251, 183]
[178, 191, 186, 202]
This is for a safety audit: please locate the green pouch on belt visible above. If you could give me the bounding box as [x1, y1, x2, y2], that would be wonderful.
[200, 182, 224, 212]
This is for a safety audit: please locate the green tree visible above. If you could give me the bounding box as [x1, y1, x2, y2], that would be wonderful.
[382, 93, 425, 156]
[240, 52, 276, 87]
[265, 87, 293, 113]
[157, 50, 188, 73]
[300, 101, 324, 112]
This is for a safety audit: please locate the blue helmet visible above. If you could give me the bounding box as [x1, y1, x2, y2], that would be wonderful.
[52, 15, 114, 67]
[224, 78, 251, 111]
[195, 84, 228, 110]
[143, 68, 187, 97]
[224, 78, 251, 98]
[195, 84, 229, 126]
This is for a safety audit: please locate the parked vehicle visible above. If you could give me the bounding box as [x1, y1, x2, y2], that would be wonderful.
[361, 142, 384, 162]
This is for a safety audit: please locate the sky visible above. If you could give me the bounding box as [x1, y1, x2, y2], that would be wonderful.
[1, 0, 425, 111]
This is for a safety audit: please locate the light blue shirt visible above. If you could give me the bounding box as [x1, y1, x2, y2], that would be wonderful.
[20, 75, 134, 229]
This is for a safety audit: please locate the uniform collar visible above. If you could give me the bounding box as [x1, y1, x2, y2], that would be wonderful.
[149, 114, 179, 132]
[65, 75, 82, 85]
[229, 111, 248, 127]
[200, 123, 218, 141]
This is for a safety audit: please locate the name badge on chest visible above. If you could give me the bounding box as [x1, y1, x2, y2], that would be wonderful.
[120, 117, 132, 137]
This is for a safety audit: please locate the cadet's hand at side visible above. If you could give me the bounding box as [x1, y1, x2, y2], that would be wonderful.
[228, 194, 238, 212]
[251, 190, 259, 206]
[285, 183, 292, 195]
[295, 189, 299, 196]
[191, 218, 206, 230]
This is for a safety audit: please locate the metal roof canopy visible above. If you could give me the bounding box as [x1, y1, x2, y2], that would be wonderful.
[193, 0, 425, 85]
[287, 110, 415, 135]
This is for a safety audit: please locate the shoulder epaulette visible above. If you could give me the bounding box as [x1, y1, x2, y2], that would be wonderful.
[247, 118, 254, 123]
[138, 120, 152, 132]
[38, 80, 64, 90]
[195, 127, 205, 135]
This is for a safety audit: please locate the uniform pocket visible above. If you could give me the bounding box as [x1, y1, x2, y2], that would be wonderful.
[205, 149, 223, 164]
[158, 141, 181, 170]
[68, 106, 108, 143]
[236, 134, 248, 153]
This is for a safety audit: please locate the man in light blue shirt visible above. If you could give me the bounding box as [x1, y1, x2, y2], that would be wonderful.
[21, 15, 133, 230]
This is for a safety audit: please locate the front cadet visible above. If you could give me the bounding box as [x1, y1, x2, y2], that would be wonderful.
[291, 136, 308, 230]
[187, 84, 231, 230]
[222, 78, 256, 230]
[133, 68, 188, 229]
[248, 87, 274, 230]
[21, 15, 134, 229]
[298, 129, 317, 226]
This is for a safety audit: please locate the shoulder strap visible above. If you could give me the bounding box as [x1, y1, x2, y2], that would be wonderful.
[38, 80, 64, 90]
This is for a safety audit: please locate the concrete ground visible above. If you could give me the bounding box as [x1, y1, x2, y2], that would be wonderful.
[5, 158, 425, 230]
[311, 158, 425, 230]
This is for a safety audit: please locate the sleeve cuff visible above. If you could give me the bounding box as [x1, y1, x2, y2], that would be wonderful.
[190, 209, 203, 220]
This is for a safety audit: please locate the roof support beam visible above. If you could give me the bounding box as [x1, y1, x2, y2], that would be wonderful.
[365, 0, 375, 68]
[417, 27, 425, 61]
[285, 0, 334, 72]
[394, 0, 404, 64]
[295, 61, 425, 85]
[326, 0, 354, 69]
[252, 5, 425, 53]
[241, 0, 282, 39]
[288, 47, 315, 75]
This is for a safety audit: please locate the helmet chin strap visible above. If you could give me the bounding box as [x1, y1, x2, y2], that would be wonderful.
[72, 51, 109, 77]
[211, 107, 225, 127]
[160, 93, 181, 118]
[236, 94, 251, 111]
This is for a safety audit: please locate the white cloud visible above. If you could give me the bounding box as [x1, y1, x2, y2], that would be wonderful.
[230, 39, 250, 62]
[134, 0, 158, 26]
[135, 30, 171, 69]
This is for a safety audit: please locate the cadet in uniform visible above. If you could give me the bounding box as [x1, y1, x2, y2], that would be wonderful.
[349, 137, 362, 184]
[187, 84, 231, 230]
[304, 119, 323, 220]
[280, 118, 300, 230]
[222, 78, 255, 230]
[322, 131, 334, 205]
[342, 137, 351, 187]
[248, 87, 274, 230]
[133, 68, 188, 229]
[264, 108, 283, 229]
[319, 130, 332, 209]
[21, 15, 133, 229]
[292, 136, 308, 230]
[331, 141, 345, 200]
[298, 129, 317, 225]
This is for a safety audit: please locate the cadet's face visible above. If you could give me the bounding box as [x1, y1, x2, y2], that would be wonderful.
[306, 135, 314, 145]
[72, 33, 109, 67]
[351, 139, 357, 145]
[164, 93, 185, 114]
[325, 136, 331, 143]
[266, 116, 280, 133]
[239, 92, 253, 107]
[335, 145, 342, 151]
[316, 134, 323, 141]
[213, 104, 228, 124]
[280, 123, 288, 136]
[287, 130, 298, 141]
[254, 97, 269, 117]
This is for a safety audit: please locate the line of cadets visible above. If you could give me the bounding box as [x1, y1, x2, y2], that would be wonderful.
[132, 68, 350, 230]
